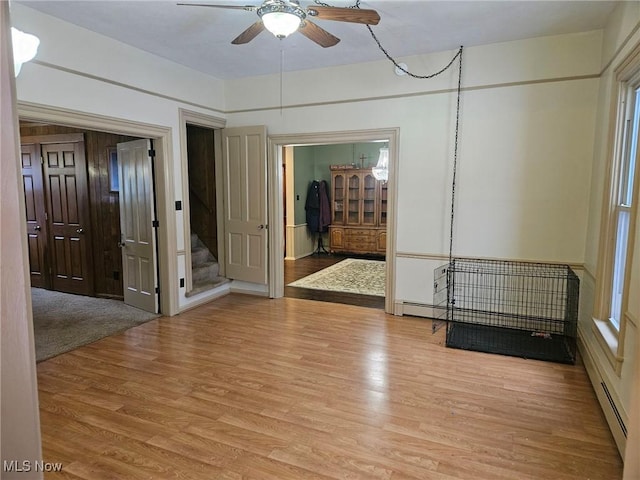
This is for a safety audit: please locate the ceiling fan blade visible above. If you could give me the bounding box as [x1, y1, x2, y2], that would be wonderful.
[306, 6, 380, 25]
[177, 3, 256, 11]
[298, 20, 340, 48]
[231, 20, 265, 44]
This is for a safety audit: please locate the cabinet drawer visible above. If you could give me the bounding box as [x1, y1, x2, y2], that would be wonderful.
[345, 228, 375, 237]
[345, 241, 375, 252]
[346, 235, 372, 244]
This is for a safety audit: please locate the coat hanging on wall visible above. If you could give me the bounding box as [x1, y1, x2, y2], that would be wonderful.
[318, 180, 331, 232]
[305, 180, 331, 234]
[305, 180, 321, 233]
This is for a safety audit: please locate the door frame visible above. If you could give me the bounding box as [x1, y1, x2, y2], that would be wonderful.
[267, 128, 399, 313]
[18, 101, 179, 316]
[178, 109, 226, 294]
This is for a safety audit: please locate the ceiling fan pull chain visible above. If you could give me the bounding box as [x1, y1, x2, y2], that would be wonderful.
[280, 47, 285, 116]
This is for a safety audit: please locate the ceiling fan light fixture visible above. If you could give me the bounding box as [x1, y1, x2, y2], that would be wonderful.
[262, 11, 301, 37]
[258, 0, 304, 38]
[11, 27, 40, 77]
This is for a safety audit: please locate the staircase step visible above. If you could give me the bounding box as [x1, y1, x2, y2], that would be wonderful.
[192, 261, 220, 283]
[191, 246, 214, 266]
[191, 233, 200, 246]
[189, 232, 226, 294]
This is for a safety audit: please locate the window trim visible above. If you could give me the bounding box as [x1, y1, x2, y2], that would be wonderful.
[593, 44, 640, 374]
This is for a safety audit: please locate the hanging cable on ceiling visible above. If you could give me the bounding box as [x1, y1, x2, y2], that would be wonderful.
[314, 0, 465, 329]
[312, 0, 464, 257]
[312, 0, 462, 78]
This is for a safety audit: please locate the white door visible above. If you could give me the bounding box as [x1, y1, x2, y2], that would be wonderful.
[222, 126, 268, 284]
[118, 139, 158, 313]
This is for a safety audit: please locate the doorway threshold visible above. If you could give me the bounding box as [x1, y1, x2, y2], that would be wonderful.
[185, 277, 230, 298]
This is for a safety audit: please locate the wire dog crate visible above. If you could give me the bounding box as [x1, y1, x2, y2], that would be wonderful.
[433, 259, 579, 364]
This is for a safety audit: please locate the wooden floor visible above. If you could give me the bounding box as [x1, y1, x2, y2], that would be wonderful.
[37, 294, 623, 479]
[284, 254, 385, 309]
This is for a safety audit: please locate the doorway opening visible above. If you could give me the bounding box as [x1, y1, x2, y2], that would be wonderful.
[283, 142, 387, 309]
[18, 120, 164, 360]
[18, 103, 178, 316]
[184, 123, 229, 297]
[268, 128, 398, 313]
[18, 122, 158, 304]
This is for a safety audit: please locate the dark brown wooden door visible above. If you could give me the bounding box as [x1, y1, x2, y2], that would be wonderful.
[20, 143, 48, 288]
[42, 141, 94, 295]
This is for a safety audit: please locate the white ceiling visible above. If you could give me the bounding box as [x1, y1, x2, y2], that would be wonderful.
[16, 0, 619, 79]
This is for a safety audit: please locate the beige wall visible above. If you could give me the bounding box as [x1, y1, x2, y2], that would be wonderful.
[580, 0, 640, 472]
[225, 32, 602, 304]
[0, 2, 43, 478]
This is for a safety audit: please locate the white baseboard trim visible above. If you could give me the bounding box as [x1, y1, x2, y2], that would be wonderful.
[179, 284, 231, 313]
[577, 325, 627, 457]
[394, 300, 437, 318]
[285, 251, 314, 261]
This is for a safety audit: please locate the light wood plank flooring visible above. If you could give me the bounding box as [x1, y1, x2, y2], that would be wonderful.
[37, 294, 622, 479]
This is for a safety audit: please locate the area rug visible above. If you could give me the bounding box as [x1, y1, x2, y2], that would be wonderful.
[288, 258, 385, 296]
[31, 288, 160, 362]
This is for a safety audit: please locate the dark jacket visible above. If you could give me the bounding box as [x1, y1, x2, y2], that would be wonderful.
[305, 180, 321, 233]
[318, 180, 331, 232]
[306, 180, 331, 233]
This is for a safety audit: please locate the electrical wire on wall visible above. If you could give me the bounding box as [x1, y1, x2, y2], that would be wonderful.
[313, 0, 464, 333]
[374, 46, 464, 266]
[312, 0, 464, 264]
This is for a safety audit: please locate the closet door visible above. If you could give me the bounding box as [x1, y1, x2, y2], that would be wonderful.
[20, 143, 48, 288]
[42, 139, 94, 295]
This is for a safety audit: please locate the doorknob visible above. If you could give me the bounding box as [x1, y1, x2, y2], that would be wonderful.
[34, 225, 41, 231]
[76, 228, 84, 234]
[257, 224, 267, 230]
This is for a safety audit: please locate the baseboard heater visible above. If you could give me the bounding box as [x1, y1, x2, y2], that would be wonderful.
[396, 301, 438, 319]
[601, 381, 627, 438]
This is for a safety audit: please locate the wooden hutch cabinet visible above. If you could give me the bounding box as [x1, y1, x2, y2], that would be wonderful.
[329, 167, 387, 256]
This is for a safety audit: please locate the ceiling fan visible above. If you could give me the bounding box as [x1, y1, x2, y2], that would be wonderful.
[177, 0, 380, 47]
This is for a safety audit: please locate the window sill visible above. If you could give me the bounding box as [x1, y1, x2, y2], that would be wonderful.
[591, 317, 624, 375]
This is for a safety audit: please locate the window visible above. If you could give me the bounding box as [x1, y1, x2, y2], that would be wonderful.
[610, 85, 638, 330]
[108, 147, 119, 192]
[593, 53, 640, 371]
